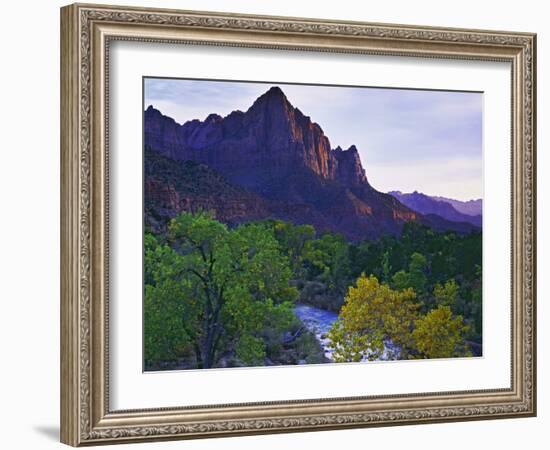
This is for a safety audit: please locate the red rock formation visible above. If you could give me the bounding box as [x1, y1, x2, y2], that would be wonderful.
[144, 86, 477, 240]
[145, 178, 180, 210]
[145, 87, 366, 188]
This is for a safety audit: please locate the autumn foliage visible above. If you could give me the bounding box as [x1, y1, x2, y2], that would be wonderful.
[328, 274, 471, 361]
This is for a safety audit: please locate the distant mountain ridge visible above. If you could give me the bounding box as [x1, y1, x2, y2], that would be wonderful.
[144, 86, 479, 240]
[431, 195, 482, 217]
[388, 191, 482, 228]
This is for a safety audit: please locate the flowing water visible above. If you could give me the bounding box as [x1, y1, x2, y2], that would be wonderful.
[294, 304, 339, 361]
[294, 304, 399, 362]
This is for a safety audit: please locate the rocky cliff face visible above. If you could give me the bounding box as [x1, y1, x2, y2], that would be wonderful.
[332, 145, 368, 187]
[144, 86, 478, 240]
[145, 87, 369, 189]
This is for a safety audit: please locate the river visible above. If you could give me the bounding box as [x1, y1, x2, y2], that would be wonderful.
[294, 304, 339, 360]
[294, 304, 399, 362]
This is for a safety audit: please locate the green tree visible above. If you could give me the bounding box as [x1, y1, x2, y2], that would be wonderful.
[408, 252, 428, 294]
[144, 212, 297, 369]
[391, 270, 411, 291]
[468, 281, 482, 342]
[144, 233, 191, 365]
[391, 252, 428, 295]
[381, 250, 392, 281]
[412, 305, 470, 358]
[304, 232, 350, 294]
[269, 220, 315, 274]
[328, 275, 419, 362]
[433, 279, 459, 309]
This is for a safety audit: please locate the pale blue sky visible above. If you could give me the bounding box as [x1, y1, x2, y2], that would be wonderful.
[144, 78, 482, 201]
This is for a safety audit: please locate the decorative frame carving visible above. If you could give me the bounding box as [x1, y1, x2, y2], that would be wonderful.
[60, 3, 536, 446]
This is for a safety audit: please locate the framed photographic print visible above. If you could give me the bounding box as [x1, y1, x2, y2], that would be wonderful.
[60, 3, 537, 446]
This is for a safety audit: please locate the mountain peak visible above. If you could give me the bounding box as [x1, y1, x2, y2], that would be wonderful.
[250, 86, 290, 110]
[145, 105, 162, 116]
[333, 144, 359, 154]
[204, 113, 222, 123]
[332, 145, 367, 186]
[264, 85, 286, 99]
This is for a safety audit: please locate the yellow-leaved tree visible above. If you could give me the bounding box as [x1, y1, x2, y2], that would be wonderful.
[412, 305, 471, 359]
[327, 275, 419, 362]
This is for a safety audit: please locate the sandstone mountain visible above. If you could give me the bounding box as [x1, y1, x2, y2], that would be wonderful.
[144, 86, 479, 240]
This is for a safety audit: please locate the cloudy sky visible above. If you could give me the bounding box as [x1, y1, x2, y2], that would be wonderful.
[144, 77, 483, 201]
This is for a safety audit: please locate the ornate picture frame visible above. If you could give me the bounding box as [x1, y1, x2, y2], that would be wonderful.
[60, 3, 536, 446]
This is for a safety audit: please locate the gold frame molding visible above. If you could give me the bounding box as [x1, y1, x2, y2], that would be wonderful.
[60, 3, 537, 446]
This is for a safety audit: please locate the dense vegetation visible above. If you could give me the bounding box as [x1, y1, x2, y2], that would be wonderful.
[144, 212, 482, 370]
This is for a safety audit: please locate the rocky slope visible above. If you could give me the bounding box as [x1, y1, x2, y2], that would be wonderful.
[144, 148, 272, 232]
[144, 86, 479, 240]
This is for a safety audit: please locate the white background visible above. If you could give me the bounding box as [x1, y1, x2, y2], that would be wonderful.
[0, 0, 546, 449]
[111, 42, 511, 409]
